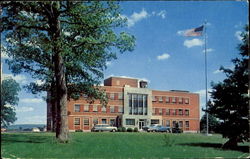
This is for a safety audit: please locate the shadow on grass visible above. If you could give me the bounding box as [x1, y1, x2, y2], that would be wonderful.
[179, 142, 249, 153]
[2, 133, 51, 144]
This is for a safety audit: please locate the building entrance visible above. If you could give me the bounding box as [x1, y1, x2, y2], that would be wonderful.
[139, 119, 145, 130]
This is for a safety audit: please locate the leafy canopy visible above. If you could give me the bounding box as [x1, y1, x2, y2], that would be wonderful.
[2, 1, 135, 102]
[1, 78, 21, 127]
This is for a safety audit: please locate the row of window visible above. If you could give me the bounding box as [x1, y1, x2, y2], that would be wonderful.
[152, 96, 189, 104]
[125, 119, 190, 128]
[74, 118, 116, 126]
[74, 104, 123, 113]
[106, 92, 123, 100]
[128, 93, 148, 115]
[152, 108, 189, 116]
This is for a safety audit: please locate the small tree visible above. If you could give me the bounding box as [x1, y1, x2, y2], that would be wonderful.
[200, 112, 220, 133]
[207, 25, 249, 149]
[1, 78, 21, 127]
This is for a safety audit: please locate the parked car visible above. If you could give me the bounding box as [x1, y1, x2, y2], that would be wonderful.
[91, 124, 117, 132]
[155, 126, 171, 133]
[147, 124, 161, 132]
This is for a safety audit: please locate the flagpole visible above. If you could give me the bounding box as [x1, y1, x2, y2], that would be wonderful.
[204, 21, 209, 136]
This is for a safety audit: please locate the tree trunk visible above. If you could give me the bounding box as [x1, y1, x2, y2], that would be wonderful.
[222, 137, 238, 149]
[51, 2, 69, 142]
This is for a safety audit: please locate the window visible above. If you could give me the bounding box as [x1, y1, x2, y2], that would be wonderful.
[74, 118, 80, 125]
[126, 119, 135, 125]
[93, 105, 98, 112]
[101, 106, 106, 113]
[179, 109, 183, 115]
[84, 105, 89, 112]
[110, 106, 115, 113]
[166, 96, 170, 103]
[74, 104, 80, 112]
[84, 118, 89, 126]
[110, 93, 115, 100]
[166, 120, 170, 127]
[158, 96, 163, 102]
[129, 94, 132, 115]
[159, 108, 162, 115]
[173, 109, 178, 115]
[185, 121, 189, 128]
[143, 95, 148, 115]
[110, 119, 115, 126]
[102, 119, 107, 124]
[178, 98, 183, 104]
[152, 108, 156, 115]
[185, 98, 189, 104]
[138, 94, 143, 115]
[151, 119, 159, 124]
[128, 93, 148, 115]
[93, 118, 98, 125]
[173, 121, 176, 127]
[179, 121, 183, 128]
[166, 109, 170, 115]
[172, 97, 176, 103]
[118, 93, 123, 100]
[152, 96, 156, 102]
[185, 109, 189, 116]
[118, 107, 123, 113]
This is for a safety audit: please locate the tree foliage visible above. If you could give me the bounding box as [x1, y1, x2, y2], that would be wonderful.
[1, 1, 135, 142]
[207, 25, 249, 148]
[200, 112, 220, 133]
[1, 78, 21, 127]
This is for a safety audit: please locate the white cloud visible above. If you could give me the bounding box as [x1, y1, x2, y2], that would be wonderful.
[35, 79, 45, 86]
[202, 48, 214, 53]
[20, 98, 44, 104]
[235, 31, 243, 41]
[122, 9, 149, 27]
[157, 10, 166, 19]
[106, 61, 112, 66]
[184, 38, 204, 48]
[157, 53, 170, 60]
[16, 106, 34, 113]
[195, 89, 212, 99]
[213, 69, 223, 74]
[3, 74, 28, 84]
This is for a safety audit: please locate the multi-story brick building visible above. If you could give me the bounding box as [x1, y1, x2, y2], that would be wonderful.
[47, 76, 200, 132]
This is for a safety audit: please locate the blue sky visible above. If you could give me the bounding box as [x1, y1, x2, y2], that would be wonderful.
[1, 1, 248, 124]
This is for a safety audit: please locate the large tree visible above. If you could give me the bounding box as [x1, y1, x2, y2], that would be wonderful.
[1, 1, 135, 142]
[1, 78, 21, 127]
[207, 25, 249, 149]
[200, 112, 220, 133]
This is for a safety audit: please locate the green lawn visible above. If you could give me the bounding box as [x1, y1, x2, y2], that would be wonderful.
[1, 132, 249, 158]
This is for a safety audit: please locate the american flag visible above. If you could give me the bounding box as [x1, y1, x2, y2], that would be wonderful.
[184, 25, 204, 36]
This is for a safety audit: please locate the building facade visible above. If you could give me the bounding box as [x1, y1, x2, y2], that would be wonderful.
[47, 77, 200, 132]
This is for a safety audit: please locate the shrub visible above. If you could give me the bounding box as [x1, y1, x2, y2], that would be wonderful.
[117, 127, 122, 132]
[75, 129, 83, 132]
[134, 127, 138, 132]
[122, 127, 126, 132]
[127, 128, 133, 132]
[163, 134, 175, 147]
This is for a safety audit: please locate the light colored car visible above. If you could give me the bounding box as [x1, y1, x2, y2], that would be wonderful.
[147, 124, 161, 132]
[91, 124, 117, 132]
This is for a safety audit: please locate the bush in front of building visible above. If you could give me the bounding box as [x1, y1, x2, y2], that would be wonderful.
[134, 128, 138, 132]
[127, 128, 133, 132]
[122, 127, 126, 132]
[75, 129, 83, 132]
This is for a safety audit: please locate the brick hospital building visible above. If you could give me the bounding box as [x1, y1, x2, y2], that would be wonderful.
[47, 76, 200, 132]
